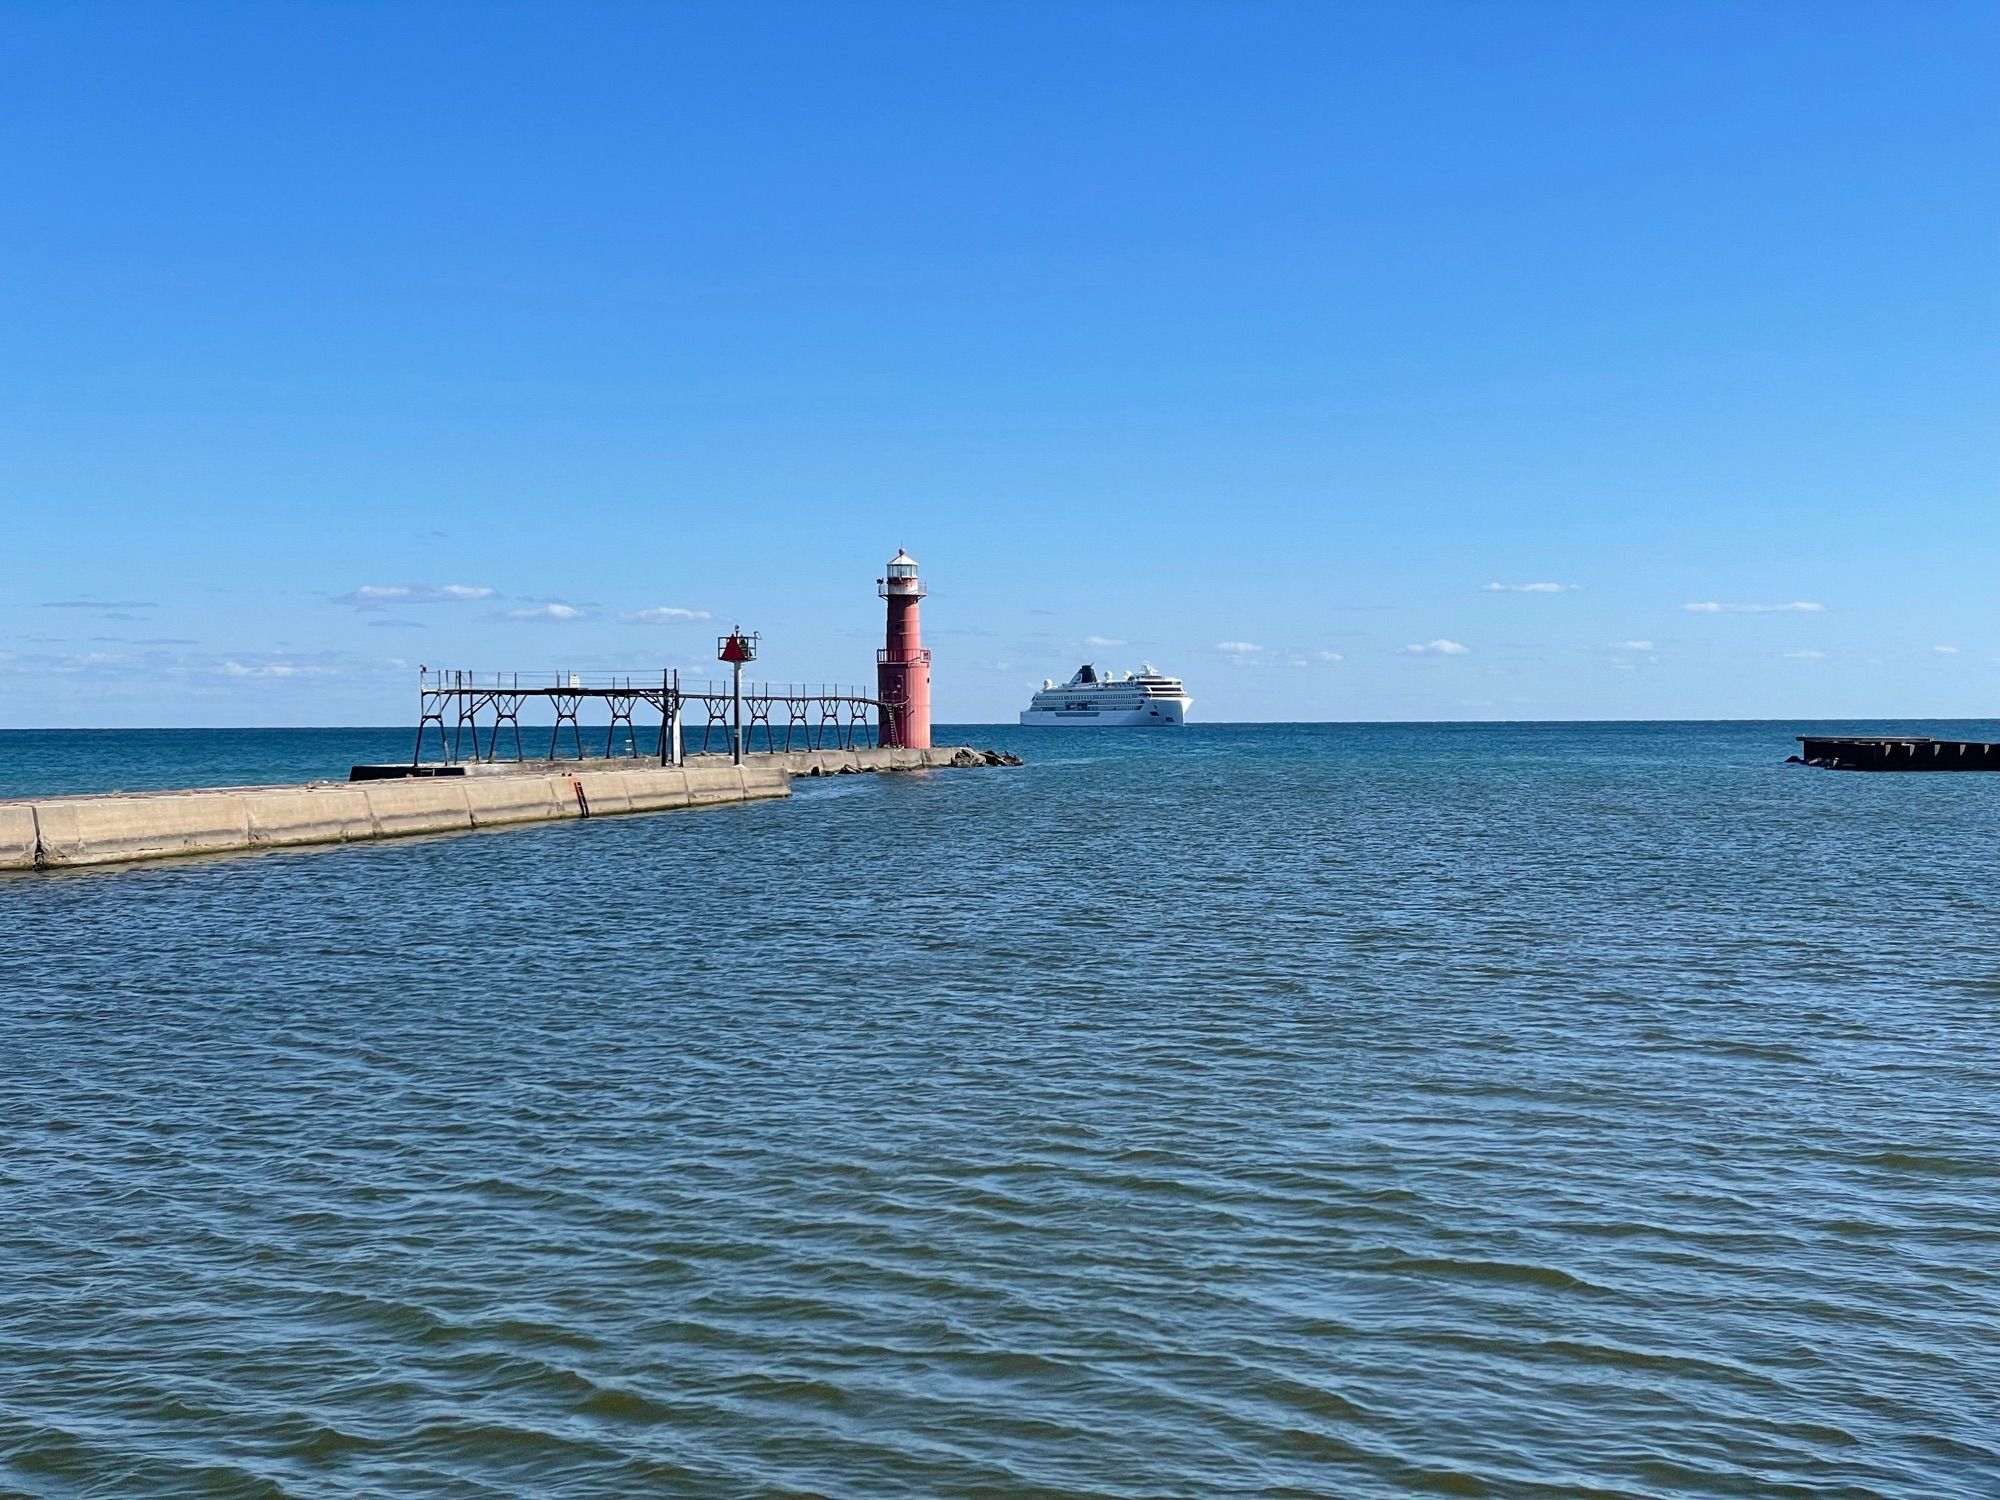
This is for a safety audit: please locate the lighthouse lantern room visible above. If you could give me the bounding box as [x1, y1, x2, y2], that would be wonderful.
[875, 549, 932, 749]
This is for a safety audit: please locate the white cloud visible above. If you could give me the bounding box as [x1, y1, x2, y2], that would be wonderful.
[220, 660, 324, 678]
[1611, 640, 1655, 652]
[1402, 639, 1470, 656]
[1782, 650, 1827, 660]
[1934, 645, 1959, 655]
[1316, 650, 1344, 663]
[623, 606, 713, 624]
[1213, 641, 1262, 655]
[1083, 634, 1126, 648]
[1683, 601, 1824, 614]
[1483, 582, 1578, 593]
[339, 583, 494, 608]
[506, 603, 586, 622]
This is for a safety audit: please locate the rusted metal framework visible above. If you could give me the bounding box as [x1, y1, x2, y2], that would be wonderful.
[411, 669, 892, 766]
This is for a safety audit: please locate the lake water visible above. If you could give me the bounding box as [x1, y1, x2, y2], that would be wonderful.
[5, 722, 1998, 1497]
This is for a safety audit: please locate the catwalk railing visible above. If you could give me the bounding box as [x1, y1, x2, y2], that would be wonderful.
[412, 669, 893, 764]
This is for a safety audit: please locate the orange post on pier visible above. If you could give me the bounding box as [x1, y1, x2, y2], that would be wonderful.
[876, 549, 932, 749]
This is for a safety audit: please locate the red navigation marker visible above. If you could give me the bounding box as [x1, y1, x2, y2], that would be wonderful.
[718, 629, 757, 664]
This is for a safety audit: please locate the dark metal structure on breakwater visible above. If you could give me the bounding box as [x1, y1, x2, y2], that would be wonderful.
[405, 668, 895, 767]
[1793, 734, 2000, 772]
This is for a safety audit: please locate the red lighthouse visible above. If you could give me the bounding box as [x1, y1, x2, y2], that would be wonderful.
[876, 548, 932, 749]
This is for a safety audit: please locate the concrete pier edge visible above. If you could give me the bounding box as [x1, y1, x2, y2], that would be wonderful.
[0, 745, 1018, 872]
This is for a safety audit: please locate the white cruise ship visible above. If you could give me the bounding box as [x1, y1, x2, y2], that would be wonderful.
[1020, 664, 1192, 726]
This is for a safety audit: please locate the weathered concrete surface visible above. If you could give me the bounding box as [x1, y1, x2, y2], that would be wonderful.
[4, 766, 786, 870]
[461, 776, 569, 827]
[33, 791, 255, 867]
[684, 766, 757, 805]
[0, 805, 40, 871]
[1, 745, 1014, 872]
[361, 779, 474, 839]
[567, 770, 632, 817]
[245, 785, 378, 848]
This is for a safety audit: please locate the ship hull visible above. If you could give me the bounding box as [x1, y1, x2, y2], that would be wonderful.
[1019, 700, 1188, 727]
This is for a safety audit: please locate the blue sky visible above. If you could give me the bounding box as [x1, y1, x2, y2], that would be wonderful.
[3, 1, 1993, 725]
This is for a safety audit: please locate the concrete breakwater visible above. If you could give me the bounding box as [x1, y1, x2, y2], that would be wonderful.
[0, 745, 1013, 872]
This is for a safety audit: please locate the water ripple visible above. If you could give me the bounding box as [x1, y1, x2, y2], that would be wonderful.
[5, 722, 2000, 1496]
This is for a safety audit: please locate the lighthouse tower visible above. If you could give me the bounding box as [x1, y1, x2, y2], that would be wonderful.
[876, 548, 932, 749]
